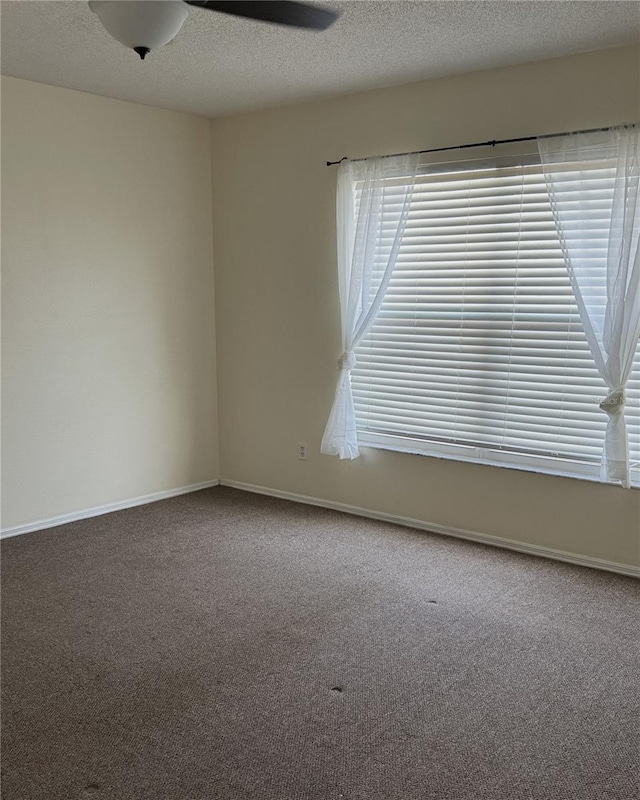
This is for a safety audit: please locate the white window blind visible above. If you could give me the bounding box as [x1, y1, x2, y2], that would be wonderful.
[351, 155, 640, 484]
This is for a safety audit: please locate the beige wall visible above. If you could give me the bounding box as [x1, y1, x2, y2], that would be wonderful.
[1, 77, 218, 528]
[3, 48, 639, 567]
[211, 45, 640, 568]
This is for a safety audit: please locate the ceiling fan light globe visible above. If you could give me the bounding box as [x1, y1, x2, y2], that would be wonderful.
[88, 1, 188, 53]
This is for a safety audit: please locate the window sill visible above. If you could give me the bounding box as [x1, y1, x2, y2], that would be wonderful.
[358, 431, 639, 489]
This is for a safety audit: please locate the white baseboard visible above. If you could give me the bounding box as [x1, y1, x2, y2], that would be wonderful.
[4, 477, 637, 578]
[0, 480, 220, 540]
[221, 479, 640, 579]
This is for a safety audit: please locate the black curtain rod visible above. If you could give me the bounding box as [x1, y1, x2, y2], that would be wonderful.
[325, 123, 635, 167]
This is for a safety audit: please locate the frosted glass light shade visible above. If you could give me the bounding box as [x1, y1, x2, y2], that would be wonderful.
[89, 1, 189, 53]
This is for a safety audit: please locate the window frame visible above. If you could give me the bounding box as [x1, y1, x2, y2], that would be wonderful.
[349, 149, 640, 487]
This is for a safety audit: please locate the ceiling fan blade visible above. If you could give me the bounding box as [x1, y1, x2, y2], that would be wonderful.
[184, 1, 338, 30]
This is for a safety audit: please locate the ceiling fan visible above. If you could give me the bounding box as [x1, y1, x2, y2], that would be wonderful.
[89, 1, 339, 60]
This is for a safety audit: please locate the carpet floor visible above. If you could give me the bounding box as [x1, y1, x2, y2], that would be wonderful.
[1, 486, 639, 800]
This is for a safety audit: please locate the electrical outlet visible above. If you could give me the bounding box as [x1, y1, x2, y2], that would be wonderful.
[298, 442, 308, 461]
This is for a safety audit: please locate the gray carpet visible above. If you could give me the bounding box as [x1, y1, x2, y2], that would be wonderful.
[2, 486, 639, 800]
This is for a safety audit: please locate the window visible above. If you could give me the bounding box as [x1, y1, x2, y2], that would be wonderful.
[350, 154, 640, 485]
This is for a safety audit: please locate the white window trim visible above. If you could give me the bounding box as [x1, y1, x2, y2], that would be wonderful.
[359, 430, 640, 487]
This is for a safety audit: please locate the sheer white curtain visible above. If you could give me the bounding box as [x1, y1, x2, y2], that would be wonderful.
[538, 124, 640, 487]
[321, 154, 418, 459]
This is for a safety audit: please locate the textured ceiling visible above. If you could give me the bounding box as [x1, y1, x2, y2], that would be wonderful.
[1, 1, 639, 118]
